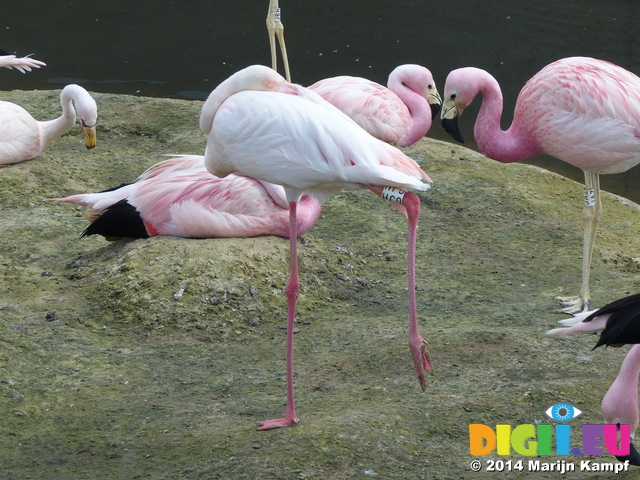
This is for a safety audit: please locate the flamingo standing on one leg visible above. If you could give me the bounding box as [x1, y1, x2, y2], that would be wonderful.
[200, 65, 432, 430]
[440, 57, 640, 314]
[0, 49, 45, 73]
[548, 293, 640, 465]
[266, 0, 290, 82]
[48, 155, 322, 240]
[309, 65, 442, 146]
[0, 84, 97, 164]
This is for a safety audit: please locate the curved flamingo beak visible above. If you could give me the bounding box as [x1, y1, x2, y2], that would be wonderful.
[428, 89, 442, 120]
[441, 99, 465, 143]
[82, 122, 97, 149]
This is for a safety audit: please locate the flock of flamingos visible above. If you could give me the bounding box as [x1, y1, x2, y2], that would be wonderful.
[1, 2, 640, 464]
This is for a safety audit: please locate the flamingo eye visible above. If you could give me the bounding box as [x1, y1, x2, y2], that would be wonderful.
[450, 94, 457, 100]
[427, 84, 433, 89]
[545, 403, 582, 422]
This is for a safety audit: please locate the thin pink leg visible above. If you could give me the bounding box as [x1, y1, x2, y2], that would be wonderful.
[257, 201, 300, 430]
[402, 192, 432, 390]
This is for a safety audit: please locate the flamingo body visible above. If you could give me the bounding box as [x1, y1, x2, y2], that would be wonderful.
[201, 65, 432, 430]
[49, 155, 322, 240]
[309, 64, 441, 146]
[441, 57, 640, 313]
[0, 84, 97, 164]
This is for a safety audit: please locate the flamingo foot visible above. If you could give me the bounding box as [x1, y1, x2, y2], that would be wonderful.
[556, 295, 590, 315]
[409, 335, 433, 391]
[257, 415, 299, 431]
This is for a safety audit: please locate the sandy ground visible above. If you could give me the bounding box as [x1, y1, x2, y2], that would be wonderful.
[1, 89, 639, 479]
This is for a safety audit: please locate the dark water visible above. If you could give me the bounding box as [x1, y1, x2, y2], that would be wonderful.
[2, 0, 639, 202]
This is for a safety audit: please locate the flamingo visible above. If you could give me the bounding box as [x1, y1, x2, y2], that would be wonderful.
[548, 292, 640, 348]
[601, 344, 640, 466]
[309, 65, 442, 146]
[0, 84, 97, 165]
[440, 57, 640, 314]
[48, 155, 322, 240]
[0, 49, 45, 73]
[548, 293, 640, 465]
[200, 64, 432, 430]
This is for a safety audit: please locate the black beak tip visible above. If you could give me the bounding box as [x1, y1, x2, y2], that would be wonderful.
[615, 442, 640, 466]
[429, 103, 441, 121]
[441, 117, 465, 143]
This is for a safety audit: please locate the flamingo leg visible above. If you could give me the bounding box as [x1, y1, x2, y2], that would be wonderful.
[402, 192, 432, 389]
[257, 200, 299, 430]
[266, 0, 291, 82]
[557, 171, 602, 314]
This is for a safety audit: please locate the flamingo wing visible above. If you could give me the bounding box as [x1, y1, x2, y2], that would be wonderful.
[309, 76, 409, 143]
[207, 90, 430, 203]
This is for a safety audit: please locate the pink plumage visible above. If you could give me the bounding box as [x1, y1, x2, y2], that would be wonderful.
[309, 64, 441, 146]
[441, 57, 640, 313]
[49, 155, 322, 239]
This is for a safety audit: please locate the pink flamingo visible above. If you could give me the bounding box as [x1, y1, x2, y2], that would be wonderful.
[440, 57, 640, 314]
[0, 84, 97, 164]
[601, 344, 640, 466]
[48, 155, 322, 240]
[548, 293, 640, 465]
[0, 49, 45, 73]
[201, 64, 432, 430]
[309, 64, 442, 146]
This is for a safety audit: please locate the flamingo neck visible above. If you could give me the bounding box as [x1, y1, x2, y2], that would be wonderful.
[387, 71, 431, 146]
[616, 345, 640, 388]
[39, 85, 79, 147]
[473, 72, 541, 163]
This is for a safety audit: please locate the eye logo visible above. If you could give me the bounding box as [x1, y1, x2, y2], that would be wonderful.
[545, 403, 582, 422]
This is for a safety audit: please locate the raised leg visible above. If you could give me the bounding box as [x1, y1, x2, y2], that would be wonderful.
[266, 0, 291, 82]
[257, 201, 299, 430]
[401, 192, 432, 389]
[557, 171, 602, 314]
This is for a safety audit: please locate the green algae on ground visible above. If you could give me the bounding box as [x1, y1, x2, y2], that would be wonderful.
[1, 89, 639, 479]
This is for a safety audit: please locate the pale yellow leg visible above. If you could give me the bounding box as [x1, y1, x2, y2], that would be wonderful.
[266, 0, 291, 82]
[557, 170, 602, 314]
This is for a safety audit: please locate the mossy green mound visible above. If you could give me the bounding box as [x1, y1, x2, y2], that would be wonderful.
[1, 89, 639, 479]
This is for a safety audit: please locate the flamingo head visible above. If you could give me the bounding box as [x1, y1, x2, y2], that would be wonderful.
[440, 67, 488, 143]
[61, 84, 98, 149]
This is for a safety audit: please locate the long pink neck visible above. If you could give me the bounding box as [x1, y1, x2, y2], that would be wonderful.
[616, 345, 640, 389]
[472, 72, 541, 163]
[387, 73, 431, 146]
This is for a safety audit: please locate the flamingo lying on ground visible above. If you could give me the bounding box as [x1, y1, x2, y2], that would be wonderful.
[0, 49, 45, 73]
[0, 84, 97, 164]
[201, 64, 432, 430]
[440, 57, 640, 314]
[309, 65, 442, 146]
[48, 65, 437, 239]
[48, 155, 322, 240]
[548, 293, 640, 465]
